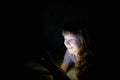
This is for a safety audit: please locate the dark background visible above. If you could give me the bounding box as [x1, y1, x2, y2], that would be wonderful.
[2, 2, 117, 80]
[24, 4, 90, 62]
[23, 2, 99, 80]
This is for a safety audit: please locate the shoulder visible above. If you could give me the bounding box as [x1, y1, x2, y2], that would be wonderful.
[65, 50, 72, 56]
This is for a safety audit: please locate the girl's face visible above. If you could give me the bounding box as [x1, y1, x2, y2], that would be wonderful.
[63, 33, 80, 54]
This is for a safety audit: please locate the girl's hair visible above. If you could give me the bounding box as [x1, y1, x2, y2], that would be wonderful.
[62, 22, 93, 79]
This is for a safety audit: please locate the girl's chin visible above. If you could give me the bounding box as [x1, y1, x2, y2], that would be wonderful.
[68, 49, 78, 54]
[68, 50, 74, 54]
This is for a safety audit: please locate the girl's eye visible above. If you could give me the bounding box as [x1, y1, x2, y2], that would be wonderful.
[69, 39, 76, 42]
[69, 39, 73, 41]
[64, 38, 76, 43]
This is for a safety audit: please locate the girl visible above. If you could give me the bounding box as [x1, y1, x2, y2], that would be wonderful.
[61, 23, 93, 80]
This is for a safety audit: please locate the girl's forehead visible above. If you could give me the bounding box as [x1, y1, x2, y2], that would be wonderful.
[63, 33, 77, 38]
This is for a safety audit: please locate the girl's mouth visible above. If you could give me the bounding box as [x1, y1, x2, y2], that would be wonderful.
[68, 47, 73, 49]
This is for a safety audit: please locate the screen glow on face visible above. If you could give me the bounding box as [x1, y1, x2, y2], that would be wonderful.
[63, 33, 80, 54]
